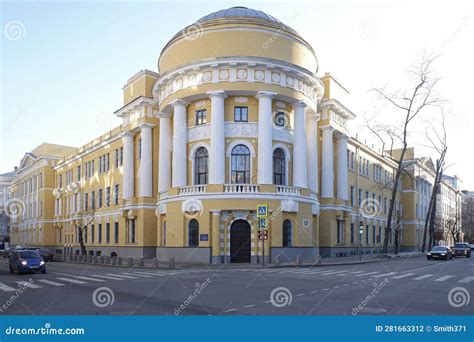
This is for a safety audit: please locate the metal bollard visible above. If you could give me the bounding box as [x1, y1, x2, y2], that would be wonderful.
[127, 257, 133, 267]
[112, 257, 117, 266]
[118, 257, 123, 266]
[315, 255, 322, 265]
[152, 257, 159, 268]
[274, 255, 281, 265]
[105, 256, 111, 265]
[296, 255, 302, 266]
[138, 258, 144, 267]
[169, 258, 175, 269]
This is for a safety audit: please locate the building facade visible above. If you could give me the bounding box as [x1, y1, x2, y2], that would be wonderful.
[0, 170, 17, 245]
[8, 7, 463, 262]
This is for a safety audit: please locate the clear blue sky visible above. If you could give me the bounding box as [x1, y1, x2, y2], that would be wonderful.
[1, 0, 473, 188]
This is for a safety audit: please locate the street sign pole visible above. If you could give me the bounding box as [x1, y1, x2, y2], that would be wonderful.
[257, 205, 268, 268]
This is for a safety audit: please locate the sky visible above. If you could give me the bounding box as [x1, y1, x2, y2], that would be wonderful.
[1, 0, 473, 188]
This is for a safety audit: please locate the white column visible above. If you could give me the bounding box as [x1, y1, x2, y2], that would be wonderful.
[292, 101, 308, 188]
[122, 131, 135, 200]
[256, 91, 276, 184]
[208, 90, 227, 184]
[171, 99, 188, 188]
[336, 134, 349, 200]
[306, 112, 319, 196]
[139, 123, 154, 197]
[158, 113, 172, 194]
[321, 126, 334, 198]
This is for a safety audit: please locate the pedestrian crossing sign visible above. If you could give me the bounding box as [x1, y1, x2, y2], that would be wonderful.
[257, 205, 268, 218]
[259, 217, 267, 229]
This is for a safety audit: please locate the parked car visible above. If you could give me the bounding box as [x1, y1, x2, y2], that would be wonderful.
[470, 244, 474, 251]
[9, 250, 46, 274]
[3, 246, 25, 258]
[427, 246, 453, 260]
[453, 242, 471, 258]
[36, 248, 54, 262]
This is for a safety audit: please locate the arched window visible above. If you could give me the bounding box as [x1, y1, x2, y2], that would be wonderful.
[273, 148, 286, 185]
[194, 147, 208, 185]
[231, 145, 250, 184]
[189, 219, 199, 247]
[282, 219, 292, 247]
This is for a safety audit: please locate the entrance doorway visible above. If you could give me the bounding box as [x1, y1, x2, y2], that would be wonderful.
[230, 220, 251, 263]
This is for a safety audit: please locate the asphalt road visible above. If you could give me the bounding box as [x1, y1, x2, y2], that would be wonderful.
[0, 256, 472, 315]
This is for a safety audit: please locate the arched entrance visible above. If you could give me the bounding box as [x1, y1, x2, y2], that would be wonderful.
[230, 220, 251, 263]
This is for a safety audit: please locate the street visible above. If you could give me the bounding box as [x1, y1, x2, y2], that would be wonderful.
[0, 256, 472, 315]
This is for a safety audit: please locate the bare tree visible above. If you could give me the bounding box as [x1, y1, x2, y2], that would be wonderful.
[461, 193, 474, 243]
[421, 113, 448, 252]
[75, 208, 95, 256]
[368, 52, 443, 254]
[444, 209, 462, 244]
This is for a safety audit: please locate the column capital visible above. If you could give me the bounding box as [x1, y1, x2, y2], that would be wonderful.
[157, 112, 172, 120]
[292, 100, 309, 109]
[170, 99, 189, 108]
[320, 125, 334, 132]
[210, 210, 221, 215]
[139, 123, 155, 130]
[306, 113, 320, 121]
[335, 132, 349, 141]
[207, 90, 228, 99]
[255, 91, 277, 100]
[120, 131, 134, 139]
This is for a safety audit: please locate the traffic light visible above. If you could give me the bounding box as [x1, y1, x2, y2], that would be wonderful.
[258, 230, 268, 240]
[359, 221, 364, 235]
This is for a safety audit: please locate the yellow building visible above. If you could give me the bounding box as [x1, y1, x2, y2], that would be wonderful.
[8, 7, 463, 262]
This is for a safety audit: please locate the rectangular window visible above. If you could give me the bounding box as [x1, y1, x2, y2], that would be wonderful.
[77, 166, 81, 181]
[106, 187, 111, 207]
[234, 107, 248, 122]
[350, 223, 355, 244]
[114, 222, 119, 244]
[114, 184, 119, 205]
[115, 149, 119, 168]
[350, 186, 354, 207]
[84, 226, 88, 244]
[373, 226, 376, 244]
[39, 173, 42, 188]
[84, 193, 88, 210]
[91, 191, 96, 209]
[59, 175, 63, 188]
[138, 138, 142, 159]
[106, 223, 110, 244]
[337, 220, 344, 244]
[98, 189, 103, 208]
[366, 225, 369, 244]
[120, 147, 123, 166]
[365, 191, 369, 201]
[358, 189, 362, 207]
[99, 156, 102, 174]
[195, 109, 207, 125]
[378, 226, 382, 243]
[106, 153, 110, 171]
[91, 224, 95, 244]
[98, 223, 102, 244]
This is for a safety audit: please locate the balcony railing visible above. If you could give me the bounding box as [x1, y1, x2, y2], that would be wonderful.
[276, 185, 301, 196]
[178, 185, 207, 196]
[224, 184, 260, 193]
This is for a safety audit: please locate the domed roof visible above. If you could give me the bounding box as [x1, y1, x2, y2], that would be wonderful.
[198, 6, 281, 24]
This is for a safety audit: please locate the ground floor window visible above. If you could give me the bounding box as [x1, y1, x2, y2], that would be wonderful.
[282, 219, 292, 247]
[337, 220, 345, 244]
[350, 223, 355, 244]
[98, 224, 102, 243]
[114, 222, 119, 244]
[106, 223, 110, 244]
[189, 219, 199, 247]
[126, 219, 136, 243]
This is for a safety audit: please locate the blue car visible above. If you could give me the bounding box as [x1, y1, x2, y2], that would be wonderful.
[9, 250, 46, 274]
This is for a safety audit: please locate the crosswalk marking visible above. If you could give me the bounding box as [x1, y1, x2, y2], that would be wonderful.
[123, 273, 152, 278]
[131, 271, 167, 277]
[107, 273, 138, 279]
[459, 276, 474, 283]
[391, 273, 415, 279]
[304, 269, 336, 275]
[319, 271, 348, 276]
[17, 281, 41, 289]
[434, 275, 454, 282]
[413, 274, 433, 280]
[0, 282, 17, 292]
[372, 272, 396, 278]
[92, 275, 124, 280]
[37, 279, 66, 287]
[75, 276, 105, 282]
[336, 271, 364, 276]
[57, 277, 87, 284]
[355, 272, 380, 277]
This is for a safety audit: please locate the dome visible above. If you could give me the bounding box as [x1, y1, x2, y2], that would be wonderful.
[197, 6, 282, 24]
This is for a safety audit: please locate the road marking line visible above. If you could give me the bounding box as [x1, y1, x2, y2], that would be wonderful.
[224, 308, 237, 313]
[278, 269, 306, 274]
[319, 271, 348, 276]
[343, 284, 350, 286]
[334, 285, 340, 289]
[303, 269, 336, 275]
[311, 290, 319, 293]
[355, 272, 380, 277]
[391, 273, 415, 279]
[131, 271, 167, 276]
[37, 279, 65, 286]
[264, 300, 272, 304]
[459, 276, 474, 283]
[57, 277, 87, 284]
[91, 275, 124, 280]
[107, 273, 138, 279]
[412, 274, 433, 280]
[244, 304, 255, 308]
[16, 281, 41, 289]
[74, 276, 105, 282]
[434, 275, 454, 282]
[0, 283, 16, 292]
[123, 273, 152, 278]
[322, 288, 330, 291]
[296, 293, 305, 296]
[372, 272, 396, 278]
[352, 282, 358, 285]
